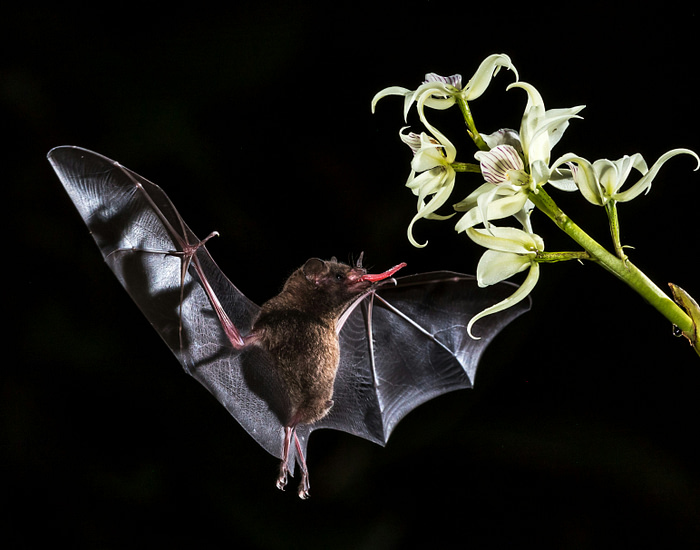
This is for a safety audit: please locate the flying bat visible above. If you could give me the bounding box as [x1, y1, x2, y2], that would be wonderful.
[48, 146, 530, 498]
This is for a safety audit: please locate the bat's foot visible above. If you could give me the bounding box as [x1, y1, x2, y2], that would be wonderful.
[276, 463, 289, 491]
[297, 471, 310, 499]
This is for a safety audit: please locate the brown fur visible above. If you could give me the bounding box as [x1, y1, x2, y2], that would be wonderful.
[252, 259, 369, 426]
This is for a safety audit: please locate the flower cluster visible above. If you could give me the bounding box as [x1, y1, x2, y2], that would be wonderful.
[373, 54, 699, 338]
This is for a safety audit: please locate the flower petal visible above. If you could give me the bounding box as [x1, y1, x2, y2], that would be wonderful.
[476, 249, 532, 286]
[412, 147, 447, 173]
[399, 127, 422, 154]
[482, 128, 522, 152]
[614, 148, 700, 202]
[475, 144, 525, 183]
[529, 159, 551, 188]
[407, 182, 455, 248]
[424, 73, 463, 89]
[406, 168, 442, 195]
[467, 262, 540, 339]
[612, 153, 648, 189]
[557, 154, 606, 206]
[465, 225, 543, 254]
[464, 53, 519, 100]
[507, 81, 584, 167]
[454, 193, 529, 232]
[453, 182, 496, 211]
[548, 153, 581, 192]
[371, 86, 412, 114]
[541, 106, 586, 150]
[526, 106, 585, 166]
[595, 158, 625, 197]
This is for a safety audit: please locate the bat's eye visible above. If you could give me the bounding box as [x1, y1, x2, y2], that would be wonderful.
[335, 272, 344, 281]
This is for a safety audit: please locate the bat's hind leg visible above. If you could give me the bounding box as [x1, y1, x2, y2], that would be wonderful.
[276, 427, 293, 491]
[293, 430, 310, 499]
[275, 426, 310, 499]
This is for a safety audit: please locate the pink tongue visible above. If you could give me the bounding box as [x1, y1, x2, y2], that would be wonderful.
[358, 262, 406, 282]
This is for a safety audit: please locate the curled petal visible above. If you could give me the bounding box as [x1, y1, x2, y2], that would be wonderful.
[464, 53, 519, 100]
[614, 148, 700, 202]
[371, 86, 412, 116]
[467, 262, 540, 339]
[507, 81, 544, 112]
[407, 183, 455, 248]
[415, 94, 455, 139]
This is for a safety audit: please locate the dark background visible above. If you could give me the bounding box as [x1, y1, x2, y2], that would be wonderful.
[4, 3, 700, 548]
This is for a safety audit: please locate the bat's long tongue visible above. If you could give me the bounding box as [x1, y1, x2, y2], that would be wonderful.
[359, 262, 406, 282]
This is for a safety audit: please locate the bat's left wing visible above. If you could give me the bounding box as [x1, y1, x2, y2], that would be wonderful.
[48, 146, 290, 462]
[294, 272, 530, 452]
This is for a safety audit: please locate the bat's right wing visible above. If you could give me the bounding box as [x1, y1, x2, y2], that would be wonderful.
[48, 146, 289, 461]
[301, 271, 530, 450]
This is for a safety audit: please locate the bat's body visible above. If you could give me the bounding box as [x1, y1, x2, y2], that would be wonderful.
[235, 257, 406, 496]
[49, 146, 530, 498]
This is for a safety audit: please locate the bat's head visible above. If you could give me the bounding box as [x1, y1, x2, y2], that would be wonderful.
[299, 256, 406, 312]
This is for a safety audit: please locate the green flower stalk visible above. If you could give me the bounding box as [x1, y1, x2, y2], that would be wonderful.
[527, 186, 695, 338]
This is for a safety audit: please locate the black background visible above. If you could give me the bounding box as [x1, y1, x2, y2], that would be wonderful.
[4, 3, 700, 548]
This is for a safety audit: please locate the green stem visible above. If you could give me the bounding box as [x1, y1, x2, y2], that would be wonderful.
[604, 200, 627, 261]
[529, 186, 693, 334]
[537, 251, 591, 263]
[456, 98, 489, 151]
[452, 162, 482, 173]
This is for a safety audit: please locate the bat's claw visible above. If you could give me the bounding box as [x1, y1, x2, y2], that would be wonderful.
[297, 472, 310, 499]
[276, 463, 310, 499]
[276, 464, 289, 491]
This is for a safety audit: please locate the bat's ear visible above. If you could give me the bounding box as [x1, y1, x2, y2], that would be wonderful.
[302, 258, 328, 285]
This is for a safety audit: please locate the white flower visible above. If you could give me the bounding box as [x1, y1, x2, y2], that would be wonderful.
[372, 54, 518, 136]
[510, 82, 584, 190]
[465, 226, 544, 338]
[400, 127, 457, 247]
[454, 83, 584, 233]
[562, 149, 700, 206]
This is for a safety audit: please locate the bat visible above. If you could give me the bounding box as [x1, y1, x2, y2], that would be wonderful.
[48, 145, 530, 498]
